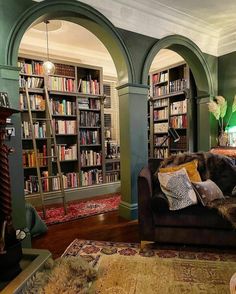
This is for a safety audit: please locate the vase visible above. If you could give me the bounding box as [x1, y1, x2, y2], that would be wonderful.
[218, 131, 228, 147]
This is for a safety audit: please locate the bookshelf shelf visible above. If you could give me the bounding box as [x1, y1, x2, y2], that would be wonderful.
[20, 88, 44, 94]
[19, 57, 119, 199]
[149, 62, 195, 159]
[81, 164, 102, 168]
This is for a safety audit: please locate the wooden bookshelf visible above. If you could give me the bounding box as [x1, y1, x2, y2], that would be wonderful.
[18, 57, 119, 200]
[149, 62, 196, 159]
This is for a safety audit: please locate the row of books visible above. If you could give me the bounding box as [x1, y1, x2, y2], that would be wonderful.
[170, 100, 187, 115]
[48, 77, 75, 92]
[19, 77, 44, 89]
[152, 71, 168, 84]
[170, 135, 187, 150]
[18, 60, 43, 76]
[105, 172, 120, 183]
[105, 161, 120, 171]
[54, 63, 75, 78]
[169, 79, 187, 93]
[80, 130, 100, 145]
[80, 111, 100, 127]
[153, 85, 168, 97]
[22, 121, 46, 139]
[51, 144, 77, 161]
[153, 109, 168, 121]
[153, 135, 168, 147]
[49, 99, 76, 116]
[24, 172, 79, 194]
[78, 97, 100, 110]
[23, 146, 47, 167]
[52, 173, 79, 190]
[52, 120, 77, 134]
[153, 148, 169, 159]
[20, 94, 45, 111]
[169, 114, 187, 128]
[154, 122, 168, 134]
[78, 79, 100, 95]
[153, 98, 168, 108]
[80, 169, 103, 186]
[80, 150, 102, 167]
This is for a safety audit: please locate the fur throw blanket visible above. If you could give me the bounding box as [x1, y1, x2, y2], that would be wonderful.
[160, 152, 236, 196]
[207, 197, 236, 229]
[23, 256, 97, 294]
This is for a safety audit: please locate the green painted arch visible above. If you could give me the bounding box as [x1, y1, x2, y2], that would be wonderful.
[6, 0, 134, 85]
[142, 35, 214, 96]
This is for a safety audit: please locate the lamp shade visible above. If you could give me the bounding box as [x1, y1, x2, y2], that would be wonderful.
[168, 127, 180, 142]
[42, 60, 55, 75]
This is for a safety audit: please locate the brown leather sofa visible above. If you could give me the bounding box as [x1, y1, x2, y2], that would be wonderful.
[138, 157, 236, 247]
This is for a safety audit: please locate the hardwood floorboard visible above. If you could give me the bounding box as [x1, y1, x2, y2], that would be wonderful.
[32, 211, 140, 259]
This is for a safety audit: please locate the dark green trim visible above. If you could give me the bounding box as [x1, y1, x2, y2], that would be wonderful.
[6, 0, 134, 84]
[142, 35, 214, 96]
[116, 83, 149, 90]
[119, 201, 138, 220]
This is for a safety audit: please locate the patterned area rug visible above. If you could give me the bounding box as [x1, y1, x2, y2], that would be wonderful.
[63, 239, 236, 293]
[38, 194, 120, 225]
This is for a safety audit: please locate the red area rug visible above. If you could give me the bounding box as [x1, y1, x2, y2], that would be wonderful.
[38, 194, 121, 225]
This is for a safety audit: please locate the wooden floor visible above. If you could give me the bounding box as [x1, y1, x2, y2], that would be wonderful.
[32, 210, 140, 259]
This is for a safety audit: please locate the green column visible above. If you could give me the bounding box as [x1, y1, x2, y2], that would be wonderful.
[0, 64, 30, 247]
[117, 84, 148, 220]
[197, 96, 217, 151]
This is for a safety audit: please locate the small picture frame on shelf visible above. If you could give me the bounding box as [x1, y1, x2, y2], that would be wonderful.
[0, 92, 10, 108]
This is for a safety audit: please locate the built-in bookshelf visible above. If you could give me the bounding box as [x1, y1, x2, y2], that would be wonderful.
[18, 57, 119, 199]
[149, 62, 195, 159]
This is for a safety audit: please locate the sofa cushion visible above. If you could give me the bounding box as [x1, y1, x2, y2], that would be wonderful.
[159, 152, 236, 196]
[158, 168, 198, 211]
[157, 159, 202, 182]
[192, 179, 224, 206]
[152, 204, 233, 230]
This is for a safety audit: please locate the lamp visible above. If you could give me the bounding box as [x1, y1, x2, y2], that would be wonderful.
[42, 20, 55, 75]
[159, 127, 180, 158]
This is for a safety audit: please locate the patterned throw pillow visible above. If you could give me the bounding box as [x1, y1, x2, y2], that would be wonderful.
[158, 168, 198, 211]
[192, 179, 224, 206]
[158, 159, 202, 182]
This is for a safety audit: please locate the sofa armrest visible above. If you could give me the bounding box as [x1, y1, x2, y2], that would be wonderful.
[138, 166, 155, 240]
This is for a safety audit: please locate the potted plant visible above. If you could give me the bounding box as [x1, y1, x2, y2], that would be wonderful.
[208, 95, 236, 146]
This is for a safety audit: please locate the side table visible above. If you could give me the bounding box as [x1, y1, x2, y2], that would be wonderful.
[0, 248, 51, 293]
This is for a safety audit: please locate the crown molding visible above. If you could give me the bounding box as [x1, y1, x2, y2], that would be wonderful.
[78, 0, 220, 56]
[218, 26, 236, 56]
[31, 0, 236, 57]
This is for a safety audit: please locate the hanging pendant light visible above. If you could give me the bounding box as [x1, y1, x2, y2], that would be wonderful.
[42, 20, 55, 75]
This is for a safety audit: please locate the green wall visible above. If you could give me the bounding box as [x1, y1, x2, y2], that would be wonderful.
[0, 0, 220, 233]
[218, 52, 236, 128]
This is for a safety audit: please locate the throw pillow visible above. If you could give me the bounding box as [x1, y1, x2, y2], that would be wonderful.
[158, 168, 198, 211]
[157, 159, 202, 182]
[192, 179, 224, 206]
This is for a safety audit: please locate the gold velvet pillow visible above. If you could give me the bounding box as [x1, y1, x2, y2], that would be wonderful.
[158, 159, 201, 182]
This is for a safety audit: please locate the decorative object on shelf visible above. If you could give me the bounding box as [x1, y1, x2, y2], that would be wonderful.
[159, 127, 180, 158]
[42, 20, 55, 75]
[208, 95, 236, 146]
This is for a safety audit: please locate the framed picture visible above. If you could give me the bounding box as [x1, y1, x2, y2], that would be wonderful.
[0, 92, 10, 108]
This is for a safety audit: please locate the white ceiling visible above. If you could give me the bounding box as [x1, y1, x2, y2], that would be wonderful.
[156, 0, 236, 30]
[24, 0, 236, 77]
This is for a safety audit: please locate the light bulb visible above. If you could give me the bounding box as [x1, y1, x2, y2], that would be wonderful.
[42, 60, 55, 75]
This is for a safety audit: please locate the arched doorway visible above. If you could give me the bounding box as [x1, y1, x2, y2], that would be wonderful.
[5, 0, 145, 242]
[142, 35, 216, 152]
